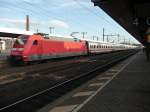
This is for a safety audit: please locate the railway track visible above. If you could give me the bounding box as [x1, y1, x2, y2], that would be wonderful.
[0, 50, 138, 112]
[0, 51, 123, 85]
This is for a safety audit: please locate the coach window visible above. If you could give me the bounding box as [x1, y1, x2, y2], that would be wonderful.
[33, 40, 38, 45]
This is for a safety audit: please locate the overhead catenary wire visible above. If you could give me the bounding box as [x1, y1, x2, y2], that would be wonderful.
[0, 0, 94, 33]
[72, 0, 123, 30]
[72, 0, 135, 42]
[1, 0, 136, 43]
[21, 0, 96, 32]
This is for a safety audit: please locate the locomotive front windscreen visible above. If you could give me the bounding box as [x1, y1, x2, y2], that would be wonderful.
[15, 35, 29, 45]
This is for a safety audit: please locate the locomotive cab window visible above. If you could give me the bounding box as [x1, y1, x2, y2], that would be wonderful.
[33, 40, 38, 45]
[14, 35, 29, 45]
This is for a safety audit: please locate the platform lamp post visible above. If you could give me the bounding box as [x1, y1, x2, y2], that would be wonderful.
[102, 28, 105, 42]
[81, 32, 87, 39]
[123, 36, 126, 44]
[117, 34, 120, 43]
[26, 15, 30, 31]
[36, 29, 39, 33]
[146, 27, 150, 43]
[129, 38, 131, 45]
[97, 36, 99, 41]
[92, 36, 95, 40]
[49, 27, 55, 35]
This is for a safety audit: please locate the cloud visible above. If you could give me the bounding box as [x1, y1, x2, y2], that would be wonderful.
[0, 18, 24, 24]
[0, 18, 39, 26]
[0, 18, 40, 32]
[48, 20, 69, 29]
[22, 0, 43, 4]
[50, 1, 91, 10]
[0, 18, 69, 32]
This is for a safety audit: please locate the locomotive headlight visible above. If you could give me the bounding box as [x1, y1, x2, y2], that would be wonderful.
[18, 48, 24, 51]
[12, 48, 24, 51]
[12, 48, 17, 51]
[23, 55, 28, 61]
[23, 55, 27, 58]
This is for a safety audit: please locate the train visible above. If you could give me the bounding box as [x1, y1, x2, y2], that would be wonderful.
[10, 33, 137, 63]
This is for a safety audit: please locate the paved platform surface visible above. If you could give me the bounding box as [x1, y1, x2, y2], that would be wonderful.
[39, 52, 150, 112]
[77, 52, 150, 112]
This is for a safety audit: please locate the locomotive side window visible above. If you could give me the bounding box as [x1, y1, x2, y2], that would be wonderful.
[33, 40, 38, 45]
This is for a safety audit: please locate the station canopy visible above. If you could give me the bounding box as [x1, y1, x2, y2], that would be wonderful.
[0, 28, 33, 38]
[91, 0, 150, 45]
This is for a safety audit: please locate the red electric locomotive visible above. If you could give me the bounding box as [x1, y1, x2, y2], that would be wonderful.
[10, 33, 88, 63]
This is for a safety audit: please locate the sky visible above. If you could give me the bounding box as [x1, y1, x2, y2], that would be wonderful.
[0, 0, 140, 44]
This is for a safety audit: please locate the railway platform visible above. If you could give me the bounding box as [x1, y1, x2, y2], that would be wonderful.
[38, 51, 150, 112]
[74, 51, 150, 112]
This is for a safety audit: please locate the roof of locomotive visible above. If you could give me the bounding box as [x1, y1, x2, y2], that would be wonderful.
[34, 33, 136, 47]
[35, 33, 82, 42]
